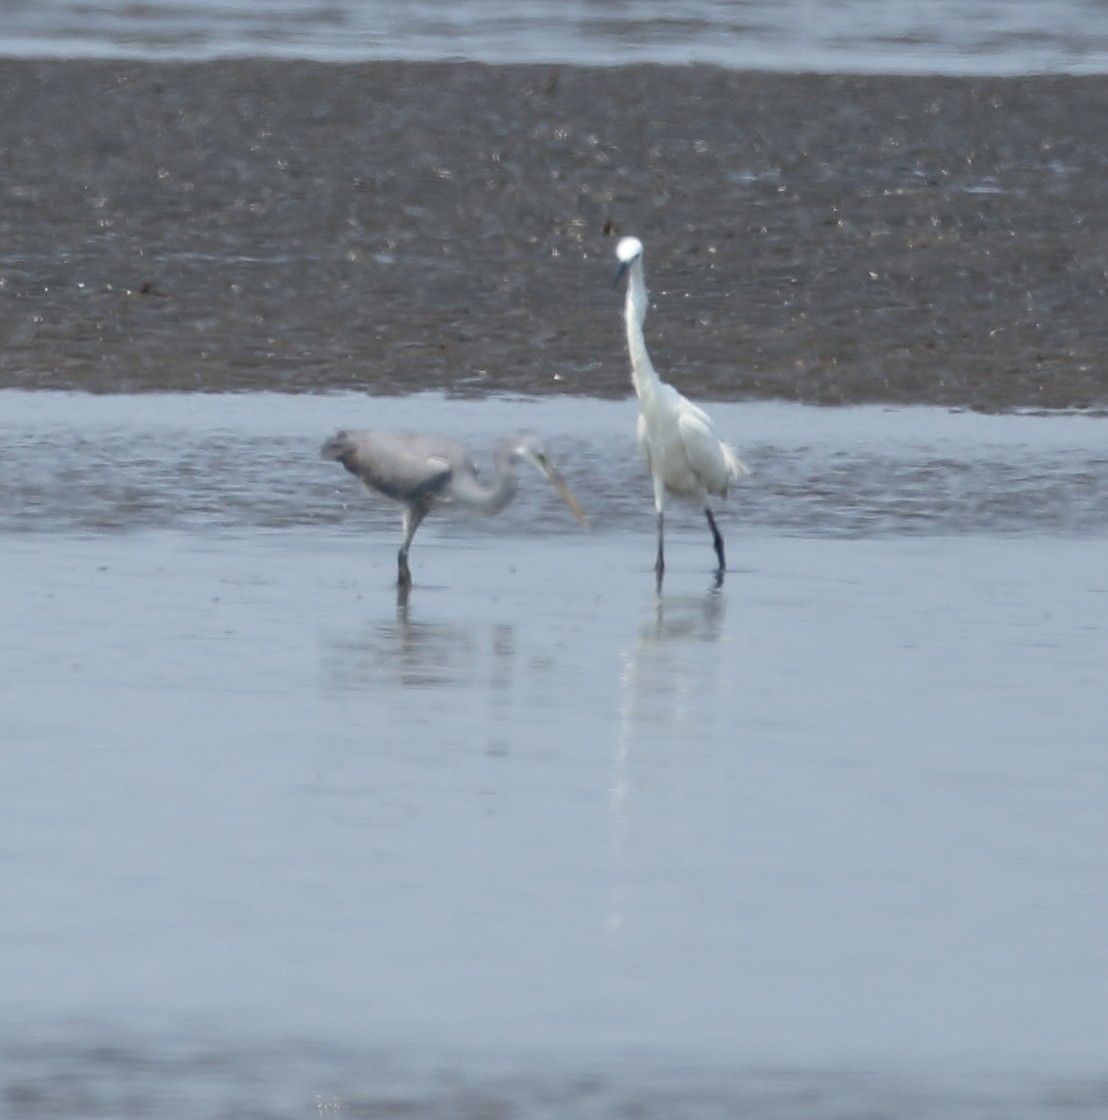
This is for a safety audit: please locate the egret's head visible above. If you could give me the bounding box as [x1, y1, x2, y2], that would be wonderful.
[616, 236, 644, 263]
[506, 431, 588, 528]
[613, 236, 644, 287]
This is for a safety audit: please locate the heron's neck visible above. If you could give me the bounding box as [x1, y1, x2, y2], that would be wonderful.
[623, 260, 661, 399]
[451, 445, 520, 515]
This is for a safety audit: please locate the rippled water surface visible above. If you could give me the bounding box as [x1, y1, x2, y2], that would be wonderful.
[3, 392, 1108, 1117]
[5, 392, 1108, 537]
[4, 0, 1108, 72]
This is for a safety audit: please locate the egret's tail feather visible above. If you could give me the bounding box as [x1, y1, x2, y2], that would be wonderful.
[724, 442, 751, 482]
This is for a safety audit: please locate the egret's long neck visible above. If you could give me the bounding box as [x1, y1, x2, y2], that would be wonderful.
[450, 444, 519, 515]
[623, 259, 661, 400]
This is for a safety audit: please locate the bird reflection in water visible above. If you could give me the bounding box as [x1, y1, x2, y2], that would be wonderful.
[321, 598, 478, 693]
[607, 580, 728, 934]
[321, 595, 521, 701]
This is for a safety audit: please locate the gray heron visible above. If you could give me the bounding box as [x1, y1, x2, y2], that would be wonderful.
[322, 429, 587, 588]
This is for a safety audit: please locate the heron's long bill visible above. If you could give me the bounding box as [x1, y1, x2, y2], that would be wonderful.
[541, 463, 588, 527]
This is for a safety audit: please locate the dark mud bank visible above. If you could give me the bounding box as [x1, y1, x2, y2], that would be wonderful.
[1, 60, 1106, 409]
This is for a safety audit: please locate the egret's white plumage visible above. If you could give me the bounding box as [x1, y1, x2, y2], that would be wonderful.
[322, 429, 587, 590]
[614, 236, 749, 582]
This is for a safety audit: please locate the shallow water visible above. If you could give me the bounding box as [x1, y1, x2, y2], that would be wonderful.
[4, 392, 1108, 537]
[2, 392, 1107, 1116]
[4, 3, 1108, 1110]
[4, 0, 1108, 74]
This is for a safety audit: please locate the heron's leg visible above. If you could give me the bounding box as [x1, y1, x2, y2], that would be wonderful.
[398, 505, 426, 587]
[705, 507, 726, 574]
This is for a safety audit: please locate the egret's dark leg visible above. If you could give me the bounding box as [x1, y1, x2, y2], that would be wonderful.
[652, 477, 666, 588]
[705, 507, 726, 575]
[654, 511, 665, 589]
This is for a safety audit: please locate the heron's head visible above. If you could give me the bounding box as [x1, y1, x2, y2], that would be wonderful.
[613, 236, 644, 287]
[505, 431, 588, 528]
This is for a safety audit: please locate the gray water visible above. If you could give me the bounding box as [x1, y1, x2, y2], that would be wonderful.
[3, 0, 1108, 73]
[3, 391, 1108, 1116]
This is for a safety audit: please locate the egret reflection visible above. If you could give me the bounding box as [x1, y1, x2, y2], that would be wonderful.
[608, 582, 729, 934]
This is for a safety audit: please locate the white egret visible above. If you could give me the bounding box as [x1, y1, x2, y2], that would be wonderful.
[613, 236, 749, 583]
[322, 429, 587, 589]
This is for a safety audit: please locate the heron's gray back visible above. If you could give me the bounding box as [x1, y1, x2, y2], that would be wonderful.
[321, 430, 464, 503]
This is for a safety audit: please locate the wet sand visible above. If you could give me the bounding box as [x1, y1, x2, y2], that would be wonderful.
[1, 60, 1107, 409]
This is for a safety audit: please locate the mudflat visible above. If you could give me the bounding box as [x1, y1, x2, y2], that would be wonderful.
[1, 60, 1106, 408]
